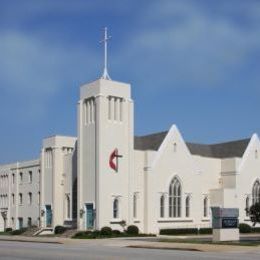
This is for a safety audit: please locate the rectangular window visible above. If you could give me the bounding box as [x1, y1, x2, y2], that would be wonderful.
[12, 173, 15, 185]
[19, 193, 23, 205]
[12, 194, 15, 205]
[19, 172, 23, 183]
[28, 192, 32, 205]
[29, 171, 32, 183]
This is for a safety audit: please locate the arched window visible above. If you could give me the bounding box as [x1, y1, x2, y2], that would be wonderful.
[66, 195, 71, 219]
[203, 197, 208, 217]
[28, 192, 32, 205]
[19, 172, 23, 183]
[246, 196, 250, 216]
[252, 180, 260, 205]
[133, 194, 137, 218]
[113, 198, 119, 219]
[185, 196, 190, 217]
[169, 177, 181, 217]
[160, 195, 165, 218]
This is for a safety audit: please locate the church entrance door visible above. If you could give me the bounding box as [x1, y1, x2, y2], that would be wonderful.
[46, 205, 52, 227]
[86, 203, 94, 230]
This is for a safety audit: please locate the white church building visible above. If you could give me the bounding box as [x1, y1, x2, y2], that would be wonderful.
[1, 32, 260, 234]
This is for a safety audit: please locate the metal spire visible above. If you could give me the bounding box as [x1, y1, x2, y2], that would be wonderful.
[100, 27, 111, 80]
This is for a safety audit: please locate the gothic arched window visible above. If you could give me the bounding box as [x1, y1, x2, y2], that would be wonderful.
[252, 180, 260, 205]
[169, 177, 181, 217]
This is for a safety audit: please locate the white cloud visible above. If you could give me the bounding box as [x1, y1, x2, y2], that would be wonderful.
[114, 0, 260, 91]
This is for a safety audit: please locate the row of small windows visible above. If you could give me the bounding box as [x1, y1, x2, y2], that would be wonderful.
[9, 217, 40, 228]
[0, 194, 8, 207]
[0, 174, 8, 188]
[108, 96, 124, 122]
[12, 192, 40, 206]
[10, 170, 33, 185]
[84, 98, 95, 124]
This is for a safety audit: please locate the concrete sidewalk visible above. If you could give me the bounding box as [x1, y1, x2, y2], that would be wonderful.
[0, 235, 260, 253]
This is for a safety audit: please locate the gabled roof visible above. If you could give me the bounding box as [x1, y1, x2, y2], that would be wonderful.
[134, 131, 250, 159]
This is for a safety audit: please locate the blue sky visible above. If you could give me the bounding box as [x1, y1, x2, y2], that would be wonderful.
[0, 0, 259, 164]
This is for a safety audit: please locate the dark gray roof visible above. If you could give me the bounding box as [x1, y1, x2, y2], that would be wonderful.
[134, 131, 250, 159]
[134, 131, 168, 151]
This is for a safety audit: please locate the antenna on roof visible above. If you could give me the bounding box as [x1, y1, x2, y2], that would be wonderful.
[100, 27, 111, 80]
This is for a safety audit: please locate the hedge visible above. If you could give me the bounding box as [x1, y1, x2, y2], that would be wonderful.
[160, 228, 198, 235]
[239, 223, 251, 233]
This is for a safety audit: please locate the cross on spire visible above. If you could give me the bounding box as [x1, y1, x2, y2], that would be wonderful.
[100, 27, 111, 80]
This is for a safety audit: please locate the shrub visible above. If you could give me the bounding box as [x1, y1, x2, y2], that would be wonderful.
[11, 228, 27, 235]
[251, 227, 260, 233]
[54, 225, 67, 234]
[100, 226, 112, 236]
[112, 230, 121, 236]
[73, 231, 86, 238]
[199, 228, 212, 234]
[126, 225, 139, 235]
[5, 228, 12, 232]
[91, 230, 101, 238]
[160, 228, 198, 235]
[239, 223, 251, 233]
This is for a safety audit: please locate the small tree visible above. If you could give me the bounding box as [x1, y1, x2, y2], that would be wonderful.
[246, 202, 260, 226]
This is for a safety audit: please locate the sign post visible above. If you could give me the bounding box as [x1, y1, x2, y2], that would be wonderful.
[211, 207, 239, 241]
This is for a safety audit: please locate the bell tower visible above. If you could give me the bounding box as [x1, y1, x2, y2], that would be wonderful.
[77, 28, 134, 230]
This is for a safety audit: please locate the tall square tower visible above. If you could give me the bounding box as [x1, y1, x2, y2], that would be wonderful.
[77, 78, 134, 230]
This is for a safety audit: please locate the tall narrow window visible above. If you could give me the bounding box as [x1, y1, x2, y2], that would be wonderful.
[12, 193, 15, 205]
[133, 194, 137, 218]
[252, 180, 260, 205]
[38, 192, 40, 205]
[19, 193, 23, 205]
[160, 195, 165, 218]
[246, 196, 250, 216]
[169, 177, 182, 217]
[185, 196, 190, 217]
[66, 195, 71, 219]
[203, 197, 208, 217]
[19, 172, 23, 183]
[113, 198, 119, 219]
[12, 173, 15, 185]
[119, 98, 123, 121]
[28, 192, 32, 205]
[108, 96, 112, 120]
[29, 171, 32, 183]
[27, 217, 32, 227]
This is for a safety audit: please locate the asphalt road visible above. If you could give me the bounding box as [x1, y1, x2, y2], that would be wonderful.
[0, 240, 260, 260]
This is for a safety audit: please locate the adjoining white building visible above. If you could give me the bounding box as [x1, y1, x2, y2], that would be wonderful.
[0, 77, 259, 234]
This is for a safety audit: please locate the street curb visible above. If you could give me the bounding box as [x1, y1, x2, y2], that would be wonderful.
[127, 245, 201, 252]
[0, 238, 62, 244]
